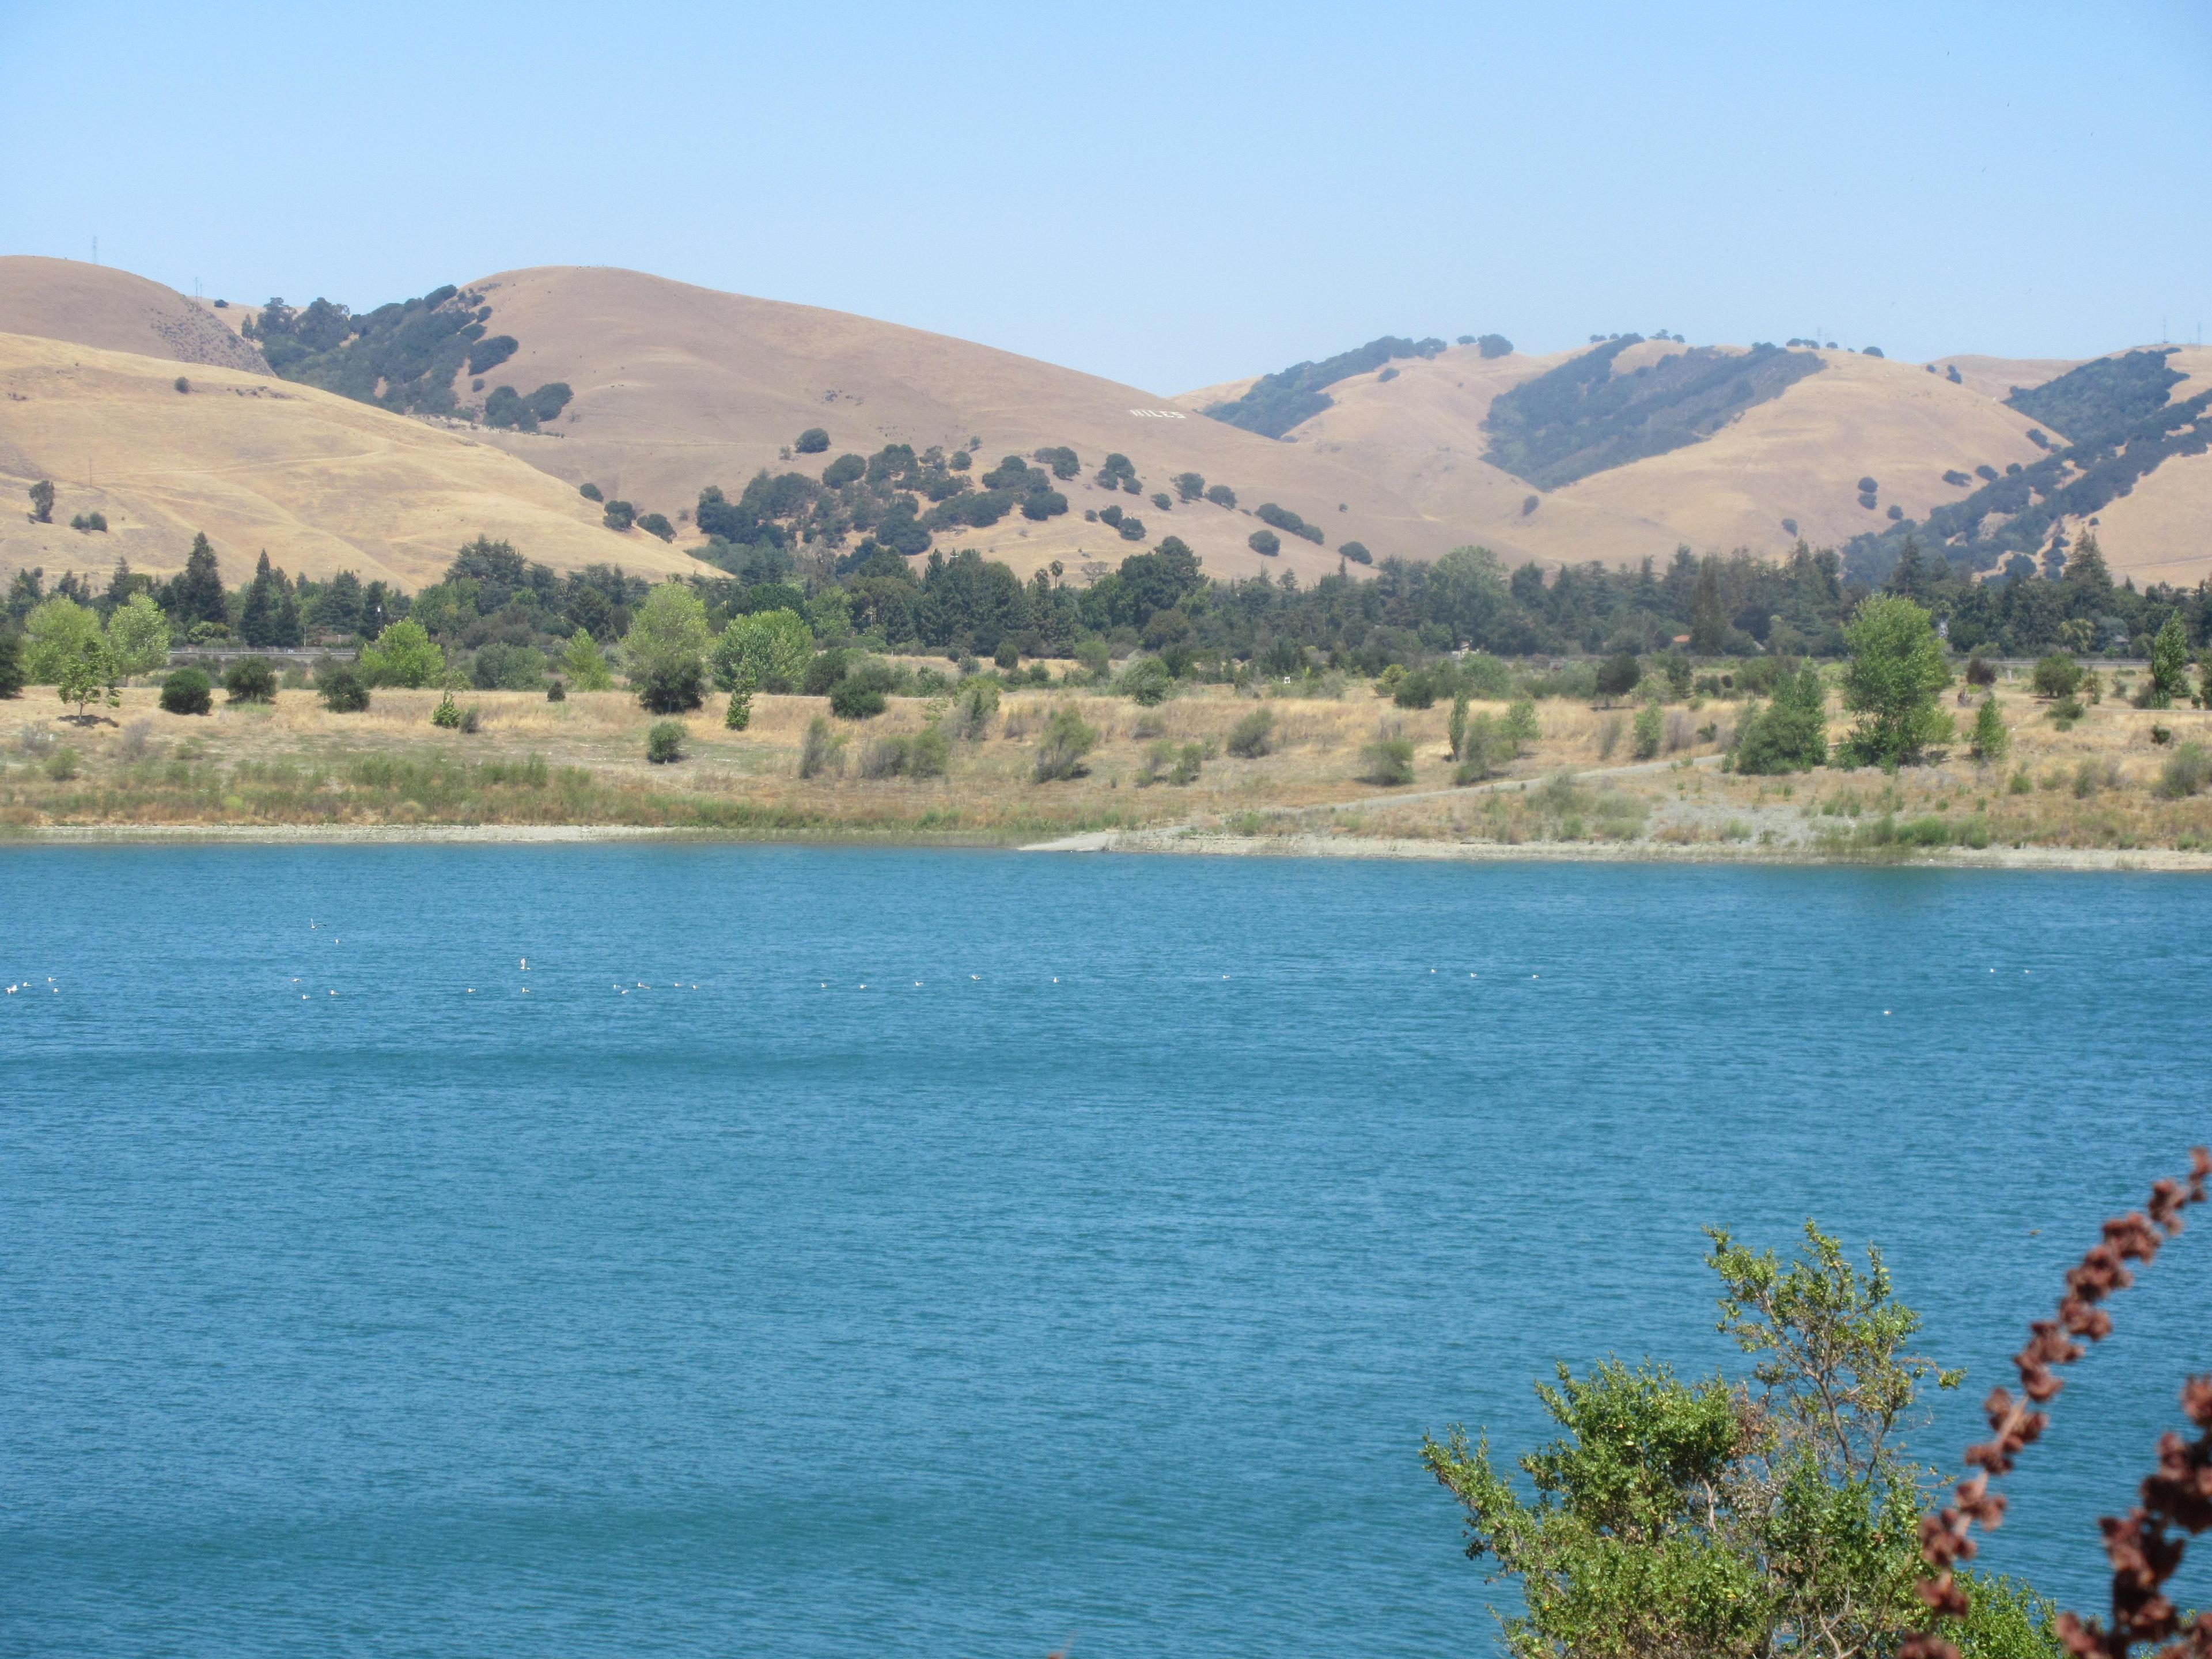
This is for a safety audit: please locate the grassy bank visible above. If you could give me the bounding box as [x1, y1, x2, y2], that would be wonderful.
[3, 675, 2209, 862]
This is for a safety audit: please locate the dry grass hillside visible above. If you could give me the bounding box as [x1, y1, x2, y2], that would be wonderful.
[2067, 345, 2212, 589]
[458, 266, 1435, 584]
[0, 332, 701, 589]
[1214, 338, 2061, 570]
[0, 257, 268, 375]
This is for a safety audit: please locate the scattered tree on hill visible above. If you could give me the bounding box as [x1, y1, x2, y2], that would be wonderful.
[603, 499, 636, 532]
[26, 480, 54, 524]
[1173, 472, 1206, 502]
[580, 482, 604, 502]
[794, 427, 830, 454]
[1205, 484, 1237, 509]
[1477, 334, 1513, 358]
[1249, 529, 1281, 557]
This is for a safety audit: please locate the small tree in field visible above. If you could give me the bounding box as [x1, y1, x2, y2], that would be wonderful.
[2139, 614, 2189, 709]
[1839, 596, 1953, 766]
[1594, 652, 1642, 706]
[1969, 698, 2009, 763]
[27, 480, 55, 524]
[56, 635, 119, 718]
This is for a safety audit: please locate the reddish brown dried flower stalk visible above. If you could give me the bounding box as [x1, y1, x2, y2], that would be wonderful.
[1900, 1146, 2210, 1659]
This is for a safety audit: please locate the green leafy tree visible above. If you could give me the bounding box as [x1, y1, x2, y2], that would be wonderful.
[623, 583, 711, 713]
[1633, 700, 1664, 760]
[2141, 613, 2188, 709]
[1839, 596, 1954, 767]
[1422, 1224, 2050, 1659]
[23, 596, 104, 683]
[158, 666, 212, 715]
[105, 592, 171, 677]
[1968, 698, 2009, 763]
[2030, 653, 2081, 700]
[559, 628, 615, 691]
[359, 619, 446, 688]
[222, 657, 278, 703]
[317, 663, 371, 713]
[724, 672, 755, 730]
[55, 633, 119, 717]
[1119, 655, 1173, 706]
[646, 720, 686, 763]
[1735, 664, 1830, 774]
[713, 608, 812, 692]
[1595, 652, 1642, 705]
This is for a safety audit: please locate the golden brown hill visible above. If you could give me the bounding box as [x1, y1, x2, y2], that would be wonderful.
[2050, 345, 2212, 589]
[0, 332, 702, 589]
[1221, 338, 2070, 572]
[0, 256, 268, 376]
[458, 266, 1505, 584]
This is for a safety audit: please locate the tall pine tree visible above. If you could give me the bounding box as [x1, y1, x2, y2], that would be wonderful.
[169, 533, 229, 628]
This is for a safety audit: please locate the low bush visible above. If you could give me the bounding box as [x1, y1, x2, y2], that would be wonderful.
[2156, 742, 2211, 800]
[317, 665, 370, 713]
[794, 427, 830, 454]
[159, 667, 213, 715]
[431, 690, 463, 729]
[1226, 708, 1275, 758]
[547, 679, 567, 702]
[645, 721, 685, 763]
[1119, 656, 1173, 706]
[1033, 706, 1100, 782]
[828, 660, 895, 719]
[222, 657, 278, 703]
[1631, 702, 1663, 760]
[1361, 724, 1415, 786]
[860, 725, 950, 780]
[2031, 652, 2082, 699]
[798, 714, 846, 778]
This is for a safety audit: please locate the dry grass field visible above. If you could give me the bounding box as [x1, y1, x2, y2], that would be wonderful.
[5, 668, 2209, 863]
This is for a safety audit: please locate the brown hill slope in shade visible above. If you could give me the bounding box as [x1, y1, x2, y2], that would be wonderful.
[0, 332, 702, 589]
[0, 256, 268, 375]
[457, 266, 1600, 584]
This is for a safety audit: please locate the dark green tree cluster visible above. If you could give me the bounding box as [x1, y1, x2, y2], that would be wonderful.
[1254, 502, 1325, 544]
[1206, 335, 1448, 437]
[483, 381, 573, 431]
[248, 285, 500, 417]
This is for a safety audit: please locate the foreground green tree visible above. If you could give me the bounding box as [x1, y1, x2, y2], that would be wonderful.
[2139, 613, 2189, 710]
[623, 583, 711, 713]
[22, 596, 103, 683]
[1839, 596, 1954, 767]
[358, 619, 445, 687]
[56, 634, 120, 718]
[1969, 698, 2010, 764]
[1423, 1224, 2060, 1659]
[105, 592, 172, 677]
[712, 608, 812, 693]
[559, 628, 615, 692]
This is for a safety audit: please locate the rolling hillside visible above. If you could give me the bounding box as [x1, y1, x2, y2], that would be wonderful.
[0, 257, 268, 375]
[2, 255, 2199, 596]
[0, 331, 700, 589]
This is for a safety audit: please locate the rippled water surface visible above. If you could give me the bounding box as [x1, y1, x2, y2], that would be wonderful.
[3, 846, 2207, 1657]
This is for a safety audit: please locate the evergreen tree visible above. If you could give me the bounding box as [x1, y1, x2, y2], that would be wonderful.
[0, 630, 23, 698]
[1885, 536, 1929, 601]
[1734, 664, 1830, 773]
[238, 551, 280, 646]
[169, 533, 229, 628]
[1689, 559, 1728, 654]
[100, 556, 138, 619]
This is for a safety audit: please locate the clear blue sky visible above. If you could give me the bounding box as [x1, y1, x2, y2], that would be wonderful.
[4, 0, 2206, 392]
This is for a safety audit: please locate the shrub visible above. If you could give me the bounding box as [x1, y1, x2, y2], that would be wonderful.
[46, 745, 79, 781]
[547, 679, 567, 702]
[1964, 654, 1997, 688]
[1361, 724, 1416, 786]
[1393, 665, 1442, 709]
[318, 665, 370, 713]
[1632, 702, 1663, 760]
[69, 511, 109, 533]
[1733, 666, 1830, 774]
[1033, 706, 1100, 781]
[223, 656, 278, 703]
[1594, 652, 1641, 704]
[173, 376, 191, 394]
[2156, 743, 2211, 800]
[861, 725, 950, 780]
[1119, 656, 1173, 706]
[457, 704, 482, 734]
[828, 660, 894, 719]
[794, 427, 830, 454]
[1943, 469, 1972, 488]
[646, 721, 685, 763]
[1249, 528, 1281, 557]
[1455, 713, 1505, 782]
[1505, 699, 1540, 753]
[950, 677, 1000, 740]
[359, 619, 446, 688]
[634, 658, 706, 714]
[431, 690, 463, 728]
[2031, 652, 2082, 699]
[797, 714, 846, 778]
[158, 667, 213, 715]
[1522, 494, 1540, 516]
[1227, 708, 1275, 758]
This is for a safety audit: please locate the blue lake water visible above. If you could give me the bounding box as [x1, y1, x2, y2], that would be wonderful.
[2, 846, 2208, 1657]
